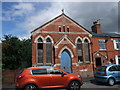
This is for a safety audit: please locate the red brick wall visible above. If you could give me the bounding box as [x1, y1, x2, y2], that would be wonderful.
[32, 33, 93, 71]
[31, 14, 120, 72]
[91, 37, 120, 68]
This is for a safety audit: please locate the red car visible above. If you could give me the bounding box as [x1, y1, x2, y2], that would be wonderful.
[16, 66, 83, 90]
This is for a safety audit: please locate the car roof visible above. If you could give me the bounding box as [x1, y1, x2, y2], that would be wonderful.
[103, 64, 120, 67]
[27, 66, 54, 70]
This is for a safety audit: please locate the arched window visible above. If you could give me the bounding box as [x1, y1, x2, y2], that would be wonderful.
[67, 26, 69, 32]
[77, 39, 83, 62]
[46, 38, 52, 63]
[63, 26, 65, 32]
[84, 39, 90, 62]
[59, 26, 61, 32]
[37, 38, 43, 63]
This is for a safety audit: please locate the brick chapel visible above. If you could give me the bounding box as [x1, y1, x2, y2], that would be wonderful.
[31, 12, 120, 73]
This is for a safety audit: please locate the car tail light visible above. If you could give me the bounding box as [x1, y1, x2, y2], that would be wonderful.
[17, 75, 24, 79]
[16, 75, 25, 82]
[103, 71, 107, 76]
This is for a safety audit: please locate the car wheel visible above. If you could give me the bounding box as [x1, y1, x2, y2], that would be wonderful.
[24, 84, 38, 90]
[108, 78, 115, 86]
[67, 81, 81, 90]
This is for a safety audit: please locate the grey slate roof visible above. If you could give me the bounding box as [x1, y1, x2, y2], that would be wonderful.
[92, 33, 120, 38]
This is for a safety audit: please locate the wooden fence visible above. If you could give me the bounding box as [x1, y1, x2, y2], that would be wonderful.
[2, 70, 20, 84]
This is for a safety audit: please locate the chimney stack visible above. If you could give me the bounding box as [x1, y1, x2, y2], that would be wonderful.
[91, 19, 101, 33]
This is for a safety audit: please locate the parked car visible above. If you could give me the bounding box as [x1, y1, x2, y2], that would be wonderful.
[16, 66, 83, 90]
[94, 64, 120, 86]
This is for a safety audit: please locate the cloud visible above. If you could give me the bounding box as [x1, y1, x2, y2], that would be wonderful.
[20, 2, 64, 32]
[21, 2, 118, 33]
[64, 2, 118, 33]
[12, 3, 35, 16]
[2, 2, 118, 39]
[2, 2, 35, 21]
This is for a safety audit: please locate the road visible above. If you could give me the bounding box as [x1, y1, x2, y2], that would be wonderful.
[2, 78, 120, 90]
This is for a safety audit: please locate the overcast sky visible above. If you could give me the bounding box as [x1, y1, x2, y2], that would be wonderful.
[2, 2, 119, 39]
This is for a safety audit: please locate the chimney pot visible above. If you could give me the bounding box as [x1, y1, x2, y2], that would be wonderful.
[91, 19, 101, 33]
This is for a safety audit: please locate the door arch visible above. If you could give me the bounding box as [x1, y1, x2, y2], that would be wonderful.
[60, 49, 72, 73]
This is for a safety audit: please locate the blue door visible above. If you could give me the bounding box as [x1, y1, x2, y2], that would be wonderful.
[60, 49, 72, 73]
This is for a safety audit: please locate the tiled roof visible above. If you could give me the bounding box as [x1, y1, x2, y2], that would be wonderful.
[92, 33, 120, 38]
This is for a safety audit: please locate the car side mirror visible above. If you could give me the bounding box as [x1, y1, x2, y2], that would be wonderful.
[61, 72, 66, 77]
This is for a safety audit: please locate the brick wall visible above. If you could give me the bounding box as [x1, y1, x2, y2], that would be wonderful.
[31, 13, 120, 72]
[92, 37, 120, 68]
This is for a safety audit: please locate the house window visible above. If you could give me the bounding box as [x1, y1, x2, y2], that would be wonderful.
[99, 40, 106, 50]
[115, 55, 120, 64]
[118, 56, 120, 64]
[77, 39, 83, 62]
[59, 26, 61, 32]
[46, 38, 52, 63]
[114, 40, 120, 50]
[84, 39, 90, 62]
[37, 38, 43, 63]
[63, 26, 65, 32]
[67, 26, 69, 32]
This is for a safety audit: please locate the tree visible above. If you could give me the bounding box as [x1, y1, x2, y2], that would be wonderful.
[19, 39, 32, 69]
[2, 35, 32, 70]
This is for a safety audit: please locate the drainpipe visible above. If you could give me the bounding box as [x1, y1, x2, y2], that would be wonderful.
[105, 35, 110, 64]
[90, 41, 95, 72]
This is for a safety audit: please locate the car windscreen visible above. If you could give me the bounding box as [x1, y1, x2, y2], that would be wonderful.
[96, 66, 107, 72]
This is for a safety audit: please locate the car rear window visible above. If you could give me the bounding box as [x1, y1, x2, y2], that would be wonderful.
[118, 65, 120, 71]
[96, 66, 107, 72]
[18, 69, 24, 75]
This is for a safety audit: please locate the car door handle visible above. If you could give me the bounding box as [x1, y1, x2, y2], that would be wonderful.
[33, 77, 37, 79]
[51, 77, 55, 78]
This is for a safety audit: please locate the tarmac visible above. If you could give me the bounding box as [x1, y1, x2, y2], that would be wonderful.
[2, 77, 94, 89]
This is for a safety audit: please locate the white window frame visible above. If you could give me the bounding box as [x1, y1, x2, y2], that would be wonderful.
[115, 55, 120, 64]
[113, 40, 120, 50]
[99, 40, 106, 50]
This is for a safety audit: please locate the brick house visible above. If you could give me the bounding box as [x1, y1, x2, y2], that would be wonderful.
[31, 12, 120, 73]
